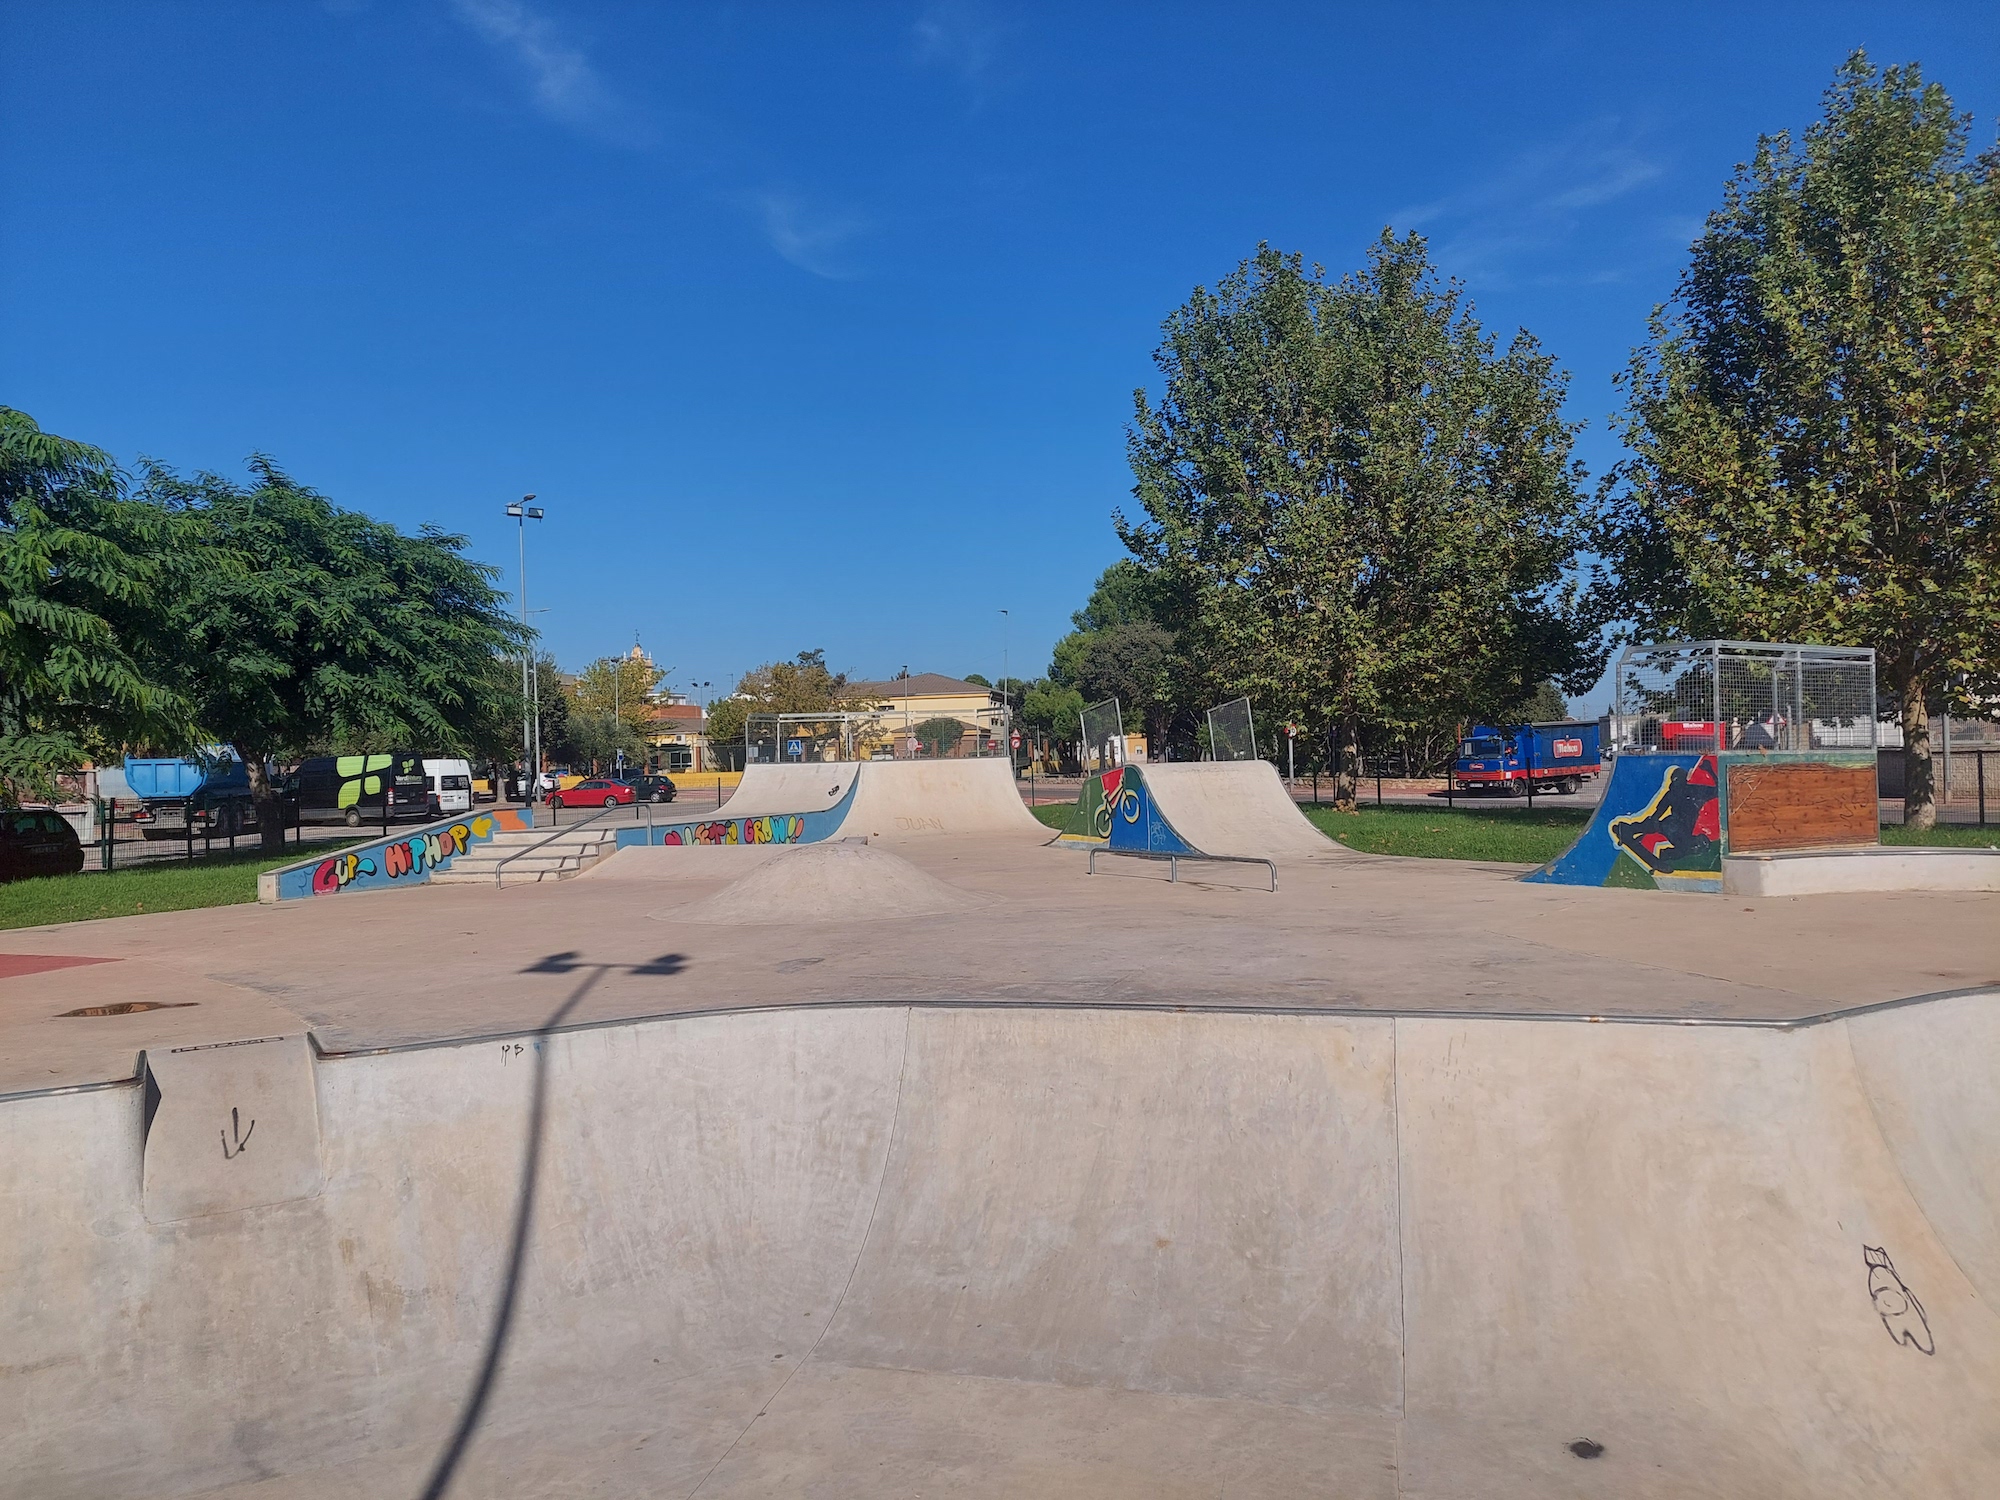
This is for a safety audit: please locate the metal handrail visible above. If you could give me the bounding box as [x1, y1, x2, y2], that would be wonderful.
[489, 803, 632, 887]
[1088, 846, 1277, 892]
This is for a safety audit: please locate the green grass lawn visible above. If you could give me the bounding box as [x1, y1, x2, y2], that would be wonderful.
[1030, 801, 1088, 836]
[1304, 804, 1594, 863]
[1043, 794, 1998, 863]
[1880, 823, 2000, 848]
[0, 842, 357, 931]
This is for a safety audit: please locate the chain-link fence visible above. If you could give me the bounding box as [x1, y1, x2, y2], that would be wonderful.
[746, 706, 1013, 764]
[1205, 697, 1257, 762]
[745, 712, 881, 765]
[1079, 697, 1124, 776]
[1611, 641, 1876, 755]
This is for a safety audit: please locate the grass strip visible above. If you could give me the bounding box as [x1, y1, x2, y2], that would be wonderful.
[1029, 801, 1089, 836]
[1880, 823, 2000, 848]
[1304, 804, 1591, 863]
[0, 842, 361, 931]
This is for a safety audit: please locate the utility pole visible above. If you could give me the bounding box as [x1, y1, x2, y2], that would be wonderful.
[999, 607, 1012, 769]
[506, 497, 544, 799]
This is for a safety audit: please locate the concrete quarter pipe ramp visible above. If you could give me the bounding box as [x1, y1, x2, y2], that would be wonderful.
[9, 995, 1995, 1498]
[1102, 760, 1345, 860]
[613, 758, 1042, 851]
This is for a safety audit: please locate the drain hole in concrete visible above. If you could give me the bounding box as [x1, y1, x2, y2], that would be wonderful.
[1569, 1439, 1605, 1460]
[59, 1001, 199, 1018]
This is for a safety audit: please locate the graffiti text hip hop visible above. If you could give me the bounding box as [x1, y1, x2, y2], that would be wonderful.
[311, 818, 487, 894]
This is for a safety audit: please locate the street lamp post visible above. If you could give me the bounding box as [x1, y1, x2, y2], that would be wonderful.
[506, 497, 545, 799]
[998, 607, 1011, 763]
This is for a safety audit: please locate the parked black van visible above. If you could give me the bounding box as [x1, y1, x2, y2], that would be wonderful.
[283, 752, 431, 827]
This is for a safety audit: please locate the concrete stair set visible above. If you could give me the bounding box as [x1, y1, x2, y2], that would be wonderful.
[430, 821, 619, 886]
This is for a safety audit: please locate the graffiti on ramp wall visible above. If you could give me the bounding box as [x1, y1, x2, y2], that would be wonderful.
[1523, 754, 1722, 891]
[1607, 757, 1720, 878]
[1105, 766, 1195, 856]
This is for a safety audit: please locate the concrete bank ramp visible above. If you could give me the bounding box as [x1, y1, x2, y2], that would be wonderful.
[6, 996, 1998, 1498]
[1124, 760, 1347, 860]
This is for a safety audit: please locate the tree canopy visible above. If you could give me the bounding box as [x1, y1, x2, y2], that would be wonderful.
[1119, 236, 1603, 799]
[138, 457, 524, 845]
[1600, 53, 1999, 825]
[0, 408, 191, 801]
[704, 650, 863, 764]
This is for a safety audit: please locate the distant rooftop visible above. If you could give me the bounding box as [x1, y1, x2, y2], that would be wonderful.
[848, 673, 993, 701]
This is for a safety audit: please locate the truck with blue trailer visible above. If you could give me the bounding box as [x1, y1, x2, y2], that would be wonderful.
[1453, 721, 1602, 796]
[124, 750, 271, 841]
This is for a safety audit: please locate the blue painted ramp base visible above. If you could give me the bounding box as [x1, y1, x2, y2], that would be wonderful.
[1104, 767, 1196, 856]
[1524, 754, 1723, 892]
[613, 777, 859, 850]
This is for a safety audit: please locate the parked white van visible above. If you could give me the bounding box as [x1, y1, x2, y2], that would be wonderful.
[424, 758, 473, 817]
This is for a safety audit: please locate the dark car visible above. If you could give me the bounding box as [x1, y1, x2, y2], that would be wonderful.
[613, 774, 678, 804]
[0, 807, 86, 883]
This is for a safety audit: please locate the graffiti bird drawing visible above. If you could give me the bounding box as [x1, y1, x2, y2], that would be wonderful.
[1864, 1246, 1934, 1355]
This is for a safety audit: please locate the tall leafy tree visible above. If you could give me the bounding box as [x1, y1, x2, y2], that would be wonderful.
[1122, 237, 1603, 802]
[571, 653, 665, 739]
[142, 458, 525, 848]
[1601, 53, 2000, 827]
[0, 408, 191, 801]
[703, 650, 861, 767]
[1049, 562, 1196, 748]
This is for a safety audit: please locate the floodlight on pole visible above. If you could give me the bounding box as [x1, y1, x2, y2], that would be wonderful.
[508, 497, 545, 794]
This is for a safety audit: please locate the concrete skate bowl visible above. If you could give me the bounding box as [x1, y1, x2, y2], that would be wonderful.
[7, 995, 2000, 1499]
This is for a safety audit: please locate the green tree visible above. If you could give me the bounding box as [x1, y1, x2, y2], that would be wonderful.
[1018, 678, 1086, 768]
[1503, 681, 1571, 724]
[911, 716, 966, 756]
[1600, 54, 2000, 828]
[0, 409, 191, 800]
[568, 652, 663, 770]
[141, 458, 525, 848]
[571, 653, 665, 734]
[1122, 237, 1603, 803]
[705, 650, 866, 768]
[1074, 622, 1177, 745]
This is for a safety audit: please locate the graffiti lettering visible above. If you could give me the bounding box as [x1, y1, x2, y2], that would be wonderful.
[658, 813, 806, 847]
[309, 816, 490, 896]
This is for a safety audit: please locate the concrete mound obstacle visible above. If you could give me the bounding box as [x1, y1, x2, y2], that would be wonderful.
[15, 994, 1997, 1496]
[667, 842, 984, 925]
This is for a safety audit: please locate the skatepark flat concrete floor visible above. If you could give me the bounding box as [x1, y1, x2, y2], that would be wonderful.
[4, 827, 1999, 1498]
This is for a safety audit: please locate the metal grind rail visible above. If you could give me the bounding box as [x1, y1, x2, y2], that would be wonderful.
[488, 803, 633, 887]
[1087, 845, 1278, 892]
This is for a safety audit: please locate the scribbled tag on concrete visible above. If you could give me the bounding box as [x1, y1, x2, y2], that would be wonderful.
[142, 1034, 323, 1224]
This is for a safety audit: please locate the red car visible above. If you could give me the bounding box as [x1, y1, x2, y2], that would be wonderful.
[548, 777, 636, 810]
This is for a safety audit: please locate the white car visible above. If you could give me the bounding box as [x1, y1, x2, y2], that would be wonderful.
[424, 758, 474, 817]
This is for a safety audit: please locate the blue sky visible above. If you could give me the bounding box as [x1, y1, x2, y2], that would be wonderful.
[5, 3, 1997, 712]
